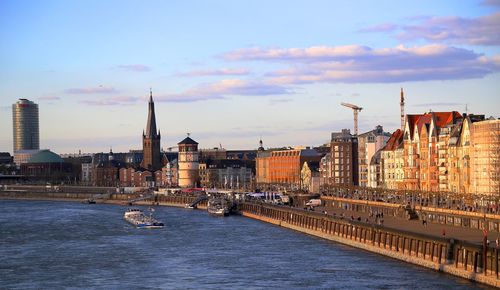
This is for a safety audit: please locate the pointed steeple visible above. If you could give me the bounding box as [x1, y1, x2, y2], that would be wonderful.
[145, 89, 158, 138]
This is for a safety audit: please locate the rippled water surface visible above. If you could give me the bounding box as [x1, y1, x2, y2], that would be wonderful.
[0, 200, 493, 289]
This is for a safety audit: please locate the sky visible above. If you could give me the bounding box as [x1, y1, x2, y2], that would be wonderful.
[1, 0, 499, 154]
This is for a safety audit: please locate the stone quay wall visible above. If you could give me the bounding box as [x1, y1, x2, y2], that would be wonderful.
[240, 202, 500, 288]
[0, 189, 207, 209]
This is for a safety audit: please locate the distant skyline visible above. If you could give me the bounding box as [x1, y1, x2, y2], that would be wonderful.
[1, 0, 499, 154]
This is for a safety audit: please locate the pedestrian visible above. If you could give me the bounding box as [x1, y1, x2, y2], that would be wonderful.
[496, 238, 499, 249]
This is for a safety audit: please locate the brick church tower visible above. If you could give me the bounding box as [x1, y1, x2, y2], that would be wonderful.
[141, 89, 162, 171]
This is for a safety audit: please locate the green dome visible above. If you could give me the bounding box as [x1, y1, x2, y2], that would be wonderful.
[28, 150, 64, 163]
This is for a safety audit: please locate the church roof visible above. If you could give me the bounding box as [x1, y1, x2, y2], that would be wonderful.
[178, 136, 198, 145]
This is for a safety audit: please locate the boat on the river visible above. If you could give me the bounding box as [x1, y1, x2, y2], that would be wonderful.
[207, 199, 229, 216]
[123, 208, 164, 229]
[82, 198, 96, 204]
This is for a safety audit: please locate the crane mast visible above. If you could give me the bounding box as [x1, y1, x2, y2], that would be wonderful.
[341, 102, 363, 135]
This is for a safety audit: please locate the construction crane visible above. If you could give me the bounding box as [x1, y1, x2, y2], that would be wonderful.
[341, 102, 363, 135]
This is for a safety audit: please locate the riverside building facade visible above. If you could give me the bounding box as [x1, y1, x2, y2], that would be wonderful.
[329, 129, 359, 186]
[357, 125, 390, 187]
[380, 112, 499, 195]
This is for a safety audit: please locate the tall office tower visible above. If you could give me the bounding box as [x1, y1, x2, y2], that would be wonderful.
[12, 99, 39, 152]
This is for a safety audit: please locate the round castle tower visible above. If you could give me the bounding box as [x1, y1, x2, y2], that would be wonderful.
[177, 134, 199, 188]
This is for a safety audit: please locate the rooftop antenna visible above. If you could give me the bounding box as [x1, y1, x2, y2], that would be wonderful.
[465, 103, 469, 114]
[400, 88, 405, 131]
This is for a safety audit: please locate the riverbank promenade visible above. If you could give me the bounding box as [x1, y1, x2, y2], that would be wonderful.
[315, 204, 500, 246]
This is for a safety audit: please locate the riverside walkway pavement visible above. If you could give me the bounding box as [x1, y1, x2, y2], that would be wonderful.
[312, 204, 500, 246]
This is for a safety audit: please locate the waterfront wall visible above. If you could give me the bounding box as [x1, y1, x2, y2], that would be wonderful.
[0, 190, 207, 208]
[240, 202, 500, 288]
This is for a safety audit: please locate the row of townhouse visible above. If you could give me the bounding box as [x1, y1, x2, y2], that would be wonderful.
[382, 112, 500, 195]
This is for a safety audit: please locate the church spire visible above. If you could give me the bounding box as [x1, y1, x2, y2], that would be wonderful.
[141, 88, 162, 171]
[145, 89, 158, 138]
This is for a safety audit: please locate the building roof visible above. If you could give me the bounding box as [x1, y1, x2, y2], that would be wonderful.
[178, 136, 198, 145]
[383, 129, 403, 151]
[305, 161, 320, 172]
[370, 149, 382, 165]
[406, 111, 462, 140]
[28, 150, 64, 163]
[331, 129, 355, 142]
[432, 111, 462, 128]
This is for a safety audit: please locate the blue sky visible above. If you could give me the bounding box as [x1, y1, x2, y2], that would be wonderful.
[1, 0, 499, 153]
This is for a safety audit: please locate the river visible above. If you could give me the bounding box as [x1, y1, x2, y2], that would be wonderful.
[0, 200, 492, 289]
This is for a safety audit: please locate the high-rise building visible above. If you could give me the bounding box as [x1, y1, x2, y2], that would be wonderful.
[141, 90, 162, 171]
[12, 99, 39, 152]
[329, 129, 359, 186]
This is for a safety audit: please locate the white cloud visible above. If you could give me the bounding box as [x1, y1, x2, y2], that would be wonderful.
[224, 44, 500, 84]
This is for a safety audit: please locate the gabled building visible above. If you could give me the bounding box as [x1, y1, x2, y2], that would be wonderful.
[368, 149, 383, 188]
[357, 125, 390, 187]
[301, 161, 320, 193]
[402, 112, 462, 190]
[381, 129, 403, 190]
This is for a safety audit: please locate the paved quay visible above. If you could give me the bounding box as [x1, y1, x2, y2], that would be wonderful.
[312, 204, 500, 246]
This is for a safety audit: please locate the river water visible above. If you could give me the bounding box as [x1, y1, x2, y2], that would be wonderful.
[0, 200, 493, 289]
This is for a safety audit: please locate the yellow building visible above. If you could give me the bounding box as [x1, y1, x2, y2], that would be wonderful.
[381, 129, 403, 189]
[471, 118, 500, 195]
